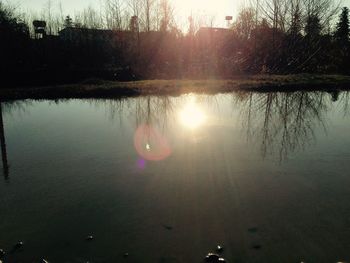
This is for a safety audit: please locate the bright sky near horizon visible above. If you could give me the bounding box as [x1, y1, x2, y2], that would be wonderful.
[7, 0, 350, 27]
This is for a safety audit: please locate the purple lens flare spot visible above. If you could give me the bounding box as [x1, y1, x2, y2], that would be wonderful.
[137, 158, 146, 169]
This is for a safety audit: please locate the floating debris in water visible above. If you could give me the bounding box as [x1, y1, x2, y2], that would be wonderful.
[10, 241, 24, 253]
[205, 253, 226, 262]
[14, 241, 24, 249]
[252, 245, 262, 250]
[86, 235, 94, 241]
[162, 224, 173, 230]
[41, 259, 49, 263]
[216, 245, 224, 253]
[205, 253, 219, 261]
[123, 253, 129, 257]
[0, 249, 5, 257]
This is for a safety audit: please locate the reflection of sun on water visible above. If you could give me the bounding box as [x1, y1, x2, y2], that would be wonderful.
[179, 96, 207, 129]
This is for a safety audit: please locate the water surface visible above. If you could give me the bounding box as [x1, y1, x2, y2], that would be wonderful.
[1, 91, 350, 263]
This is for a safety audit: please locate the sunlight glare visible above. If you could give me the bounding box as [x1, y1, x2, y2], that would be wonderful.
[179, 96, 207, 129]
[172, 0, 229, 17]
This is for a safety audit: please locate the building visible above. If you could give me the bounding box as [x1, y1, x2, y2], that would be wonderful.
[59, 27, 115, 43]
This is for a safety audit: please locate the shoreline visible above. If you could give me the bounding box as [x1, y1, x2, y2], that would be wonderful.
[1, 74, 350, 101]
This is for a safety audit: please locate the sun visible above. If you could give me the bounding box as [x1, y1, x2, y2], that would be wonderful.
[179, 96, 207, 129]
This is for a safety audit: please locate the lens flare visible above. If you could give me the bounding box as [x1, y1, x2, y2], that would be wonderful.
[134, 124, 172, 161]
[137, 158, 146, 169]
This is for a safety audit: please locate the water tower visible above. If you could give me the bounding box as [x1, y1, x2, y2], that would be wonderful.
[33, 20, 47, 39]
[225, 16, 233, 28]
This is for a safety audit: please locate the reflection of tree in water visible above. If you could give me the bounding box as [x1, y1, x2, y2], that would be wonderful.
[2, 91, 349, 176]
[1, 100, 34, 116]
[232, 91, 346, 161]
[91, 96, 182, 162]
[0, 100, 35, 180]
[91, 94, 218, 130]
[134, 96, 175, 130]
[91, 91, 350, 161]
[89, 96, 177, 130]
[339, 91, 350, 116]
[0, 103, 9, 179]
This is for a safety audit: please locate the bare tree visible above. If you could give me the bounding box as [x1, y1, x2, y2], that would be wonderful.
[159, 0, 173, 32]
[104, 0, 125, 30]
[144, 0, 155, 31]
[232, 8, 256, 40]
[75, 6, 103, 29]
[45, 0, 53, 34]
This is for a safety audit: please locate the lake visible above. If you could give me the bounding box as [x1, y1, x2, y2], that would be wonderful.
[0, 91, 350, 263]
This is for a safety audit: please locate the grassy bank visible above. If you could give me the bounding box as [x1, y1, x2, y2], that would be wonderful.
[1, 74, 350, 101]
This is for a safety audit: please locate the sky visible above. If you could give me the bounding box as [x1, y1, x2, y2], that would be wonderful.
[10, 0, 241, 17]
[6, 0, 350, 27]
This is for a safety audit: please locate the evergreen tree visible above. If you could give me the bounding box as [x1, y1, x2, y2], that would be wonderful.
[334, 7, 350, 74]
[335, 7, 349, 45]
[63, 15, 73, 28]
[305, 15, 322, 39]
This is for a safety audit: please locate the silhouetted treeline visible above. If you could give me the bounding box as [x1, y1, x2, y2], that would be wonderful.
[0, 0, 349, 86]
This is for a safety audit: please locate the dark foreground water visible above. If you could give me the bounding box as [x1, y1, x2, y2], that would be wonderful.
[0, 91, 350, 263]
